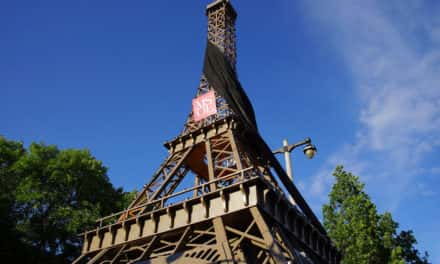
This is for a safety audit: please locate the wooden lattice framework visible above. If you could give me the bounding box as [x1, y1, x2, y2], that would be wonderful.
[73, 1, 341, 263]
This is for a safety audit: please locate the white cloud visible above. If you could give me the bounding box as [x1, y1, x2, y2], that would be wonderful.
[299, 0, 440, 211]
[416, 183, 436, 197]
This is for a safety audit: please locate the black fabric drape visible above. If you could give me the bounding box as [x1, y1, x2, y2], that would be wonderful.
[202, 41, 327, 235]
[203, 41, 257, 130]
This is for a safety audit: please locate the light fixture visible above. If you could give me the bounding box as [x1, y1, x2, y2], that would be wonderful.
[303, 144, 317, 159]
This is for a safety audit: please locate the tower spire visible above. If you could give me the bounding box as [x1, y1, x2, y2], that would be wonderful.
[206, 0, 237, 68]
[182, 0, 252, 134]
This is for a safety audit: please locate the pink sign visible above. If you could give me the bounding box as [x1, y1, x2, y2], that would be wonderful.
[192, 91, 217, 122]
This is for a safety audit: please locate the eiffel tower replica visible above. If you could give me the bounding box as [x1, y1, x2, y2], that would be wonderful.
[74, 1, 340, 263]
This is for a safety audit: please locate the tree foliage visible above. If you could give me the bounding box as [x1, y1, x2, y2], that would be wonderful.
[323, 166, 429, 264]
[0, 137, 29, 262]
[0, 135, 133, 263]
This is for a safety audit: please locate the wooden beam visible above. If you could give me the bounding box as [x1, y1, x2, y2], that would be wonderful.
[225, 226, 265, 246]
[231, 220, 256, 251]
[228, 130, 243, 171]
[149, 147, 193, 201]
[109, 244, 127, 264]
[213, 217, 234, 263]
[86, 248, 110, 264]
[172, 226, 192, 254]
[250, 207, 288, 264]
[205, 139, 217, 191]
[127, 236, 158, 264]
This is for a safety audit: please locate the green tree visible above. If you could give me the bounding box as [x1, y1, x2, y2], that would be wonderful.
[395, 230, 429, 264]
[0, 136, 30, 262]
[0, 136, 25, 218]
[390, 247, 405, 264]
[117, 190, 138, 210]
[323, 166, 429, 264]
[0, 136, 132, 263]
[323, 166, 381, 263]
[377, 212, 399, 262]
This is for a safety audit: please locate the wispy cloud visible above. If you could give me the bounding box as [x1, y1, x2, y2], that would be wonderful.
[299, 0, 440, 211]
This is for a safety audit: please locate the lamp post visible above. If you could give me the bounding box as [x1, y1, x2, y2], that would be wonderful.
[273, 137, 317, 204]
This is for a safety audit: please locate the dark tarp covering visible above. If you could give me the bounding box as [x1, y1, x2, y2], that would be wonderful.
[203, 41, 257, 130]
[202, 41, 327, 236]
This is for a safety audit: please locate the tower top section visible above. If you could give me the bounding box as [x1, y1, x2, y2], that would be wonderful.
[206, 0, 237, 17]
[206, 0, 237, 68]
[181, 0, 255, 134]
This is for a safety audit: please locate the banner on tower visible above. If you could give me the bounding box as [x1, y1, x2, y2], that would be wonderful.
[192, 91, 217, 121]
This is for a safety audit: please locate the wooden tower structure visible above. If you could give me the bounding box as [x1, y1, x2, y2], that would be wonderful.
[74, 1, 341, 263]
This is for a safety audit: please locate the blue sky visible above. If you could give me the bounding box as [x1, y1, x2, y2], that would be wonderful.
[1, 0, 439, 261]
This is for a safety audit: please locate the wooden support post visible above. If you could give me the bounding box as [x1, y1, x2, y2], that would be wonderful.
[250, 207, 288, 264]
[205, 139, 217, 191]
[172, 226, 192, 254]
[213, 217, 234, 263]
[194, 176, 200, 197]
[228, 130, 243, 171]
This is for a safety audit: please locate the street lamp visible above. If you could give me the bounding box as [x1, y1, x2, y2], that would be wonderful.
[273, 137, 317, 205]
[273, 137, 317, 195]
